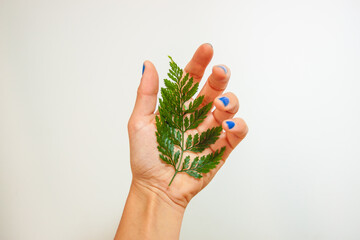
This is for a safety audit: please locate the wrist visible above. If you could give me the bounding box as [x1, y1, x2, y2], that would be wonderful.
[115, 180, 185, 240]
[130, 179, 187, 213]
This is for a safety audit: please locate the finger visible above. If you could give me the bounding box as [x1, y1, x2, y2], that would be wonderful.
[201, 117, 247, 188]
[209, 118, 248, 160]
[183, 43, 213, 83]
[196, 92, 239, 132]
[212, 92, 239, 123]
[196, 64, 230, 108]
[131, 60, 159, 119]
[222, 118, 248, 150]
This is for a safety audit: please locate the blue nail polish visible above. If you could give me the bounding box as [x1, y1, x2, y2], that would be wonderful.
[218, 65, 227, 74]
[219, 96, 229, 107]
[226, 121, 235, 129]
[142, 64, 145, 75]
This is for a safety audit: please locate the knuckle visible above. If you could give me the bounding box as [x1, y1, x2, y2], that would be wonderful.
[184, 66, 204, 81]
[208, 78, 228, 91]
[127, 118, 135, 132]
[127, 117, 145, 133]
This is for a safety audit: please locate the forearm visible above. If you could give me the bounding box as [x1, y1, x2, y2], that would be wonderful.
[114, 180, 185, 240]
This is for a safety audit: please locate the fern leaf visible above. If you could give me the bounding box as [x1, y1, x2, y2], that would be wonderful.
[155, 55, 226, 186]
[186, 126, 222, 152]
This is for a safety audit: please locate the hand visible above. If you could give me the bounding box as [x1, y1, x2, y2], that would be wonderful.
[127, 43, 248, 208]
[115, 43, 248, 240]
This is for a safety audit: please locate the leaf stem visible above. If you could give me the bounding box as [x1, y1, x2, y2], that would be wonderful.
[169, 130, 184, 186]
[168, 75, 186, 186]
[176, 130, 185, 171]
[176, 79, 185, 172]
[168, 170, 178, 186]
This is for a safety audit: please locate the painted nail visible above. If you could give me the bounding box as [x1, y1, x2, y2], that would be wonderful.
[142, 63, 145, 75]
[226, 121, 235, 129]
[218, 65, 227, 74]
[219, 96, 229, 107]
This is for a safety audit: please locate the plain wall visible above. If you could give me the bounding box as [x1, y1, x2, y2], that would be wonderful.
[1, 0, 360, 239]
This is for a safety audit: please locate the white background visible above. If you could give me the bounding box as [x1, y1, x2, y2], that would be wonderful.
[1, 0, 360, 239]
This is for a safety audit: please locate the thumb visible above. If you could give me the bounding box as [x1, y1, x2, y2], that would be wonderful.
[131, 60, 159, 119]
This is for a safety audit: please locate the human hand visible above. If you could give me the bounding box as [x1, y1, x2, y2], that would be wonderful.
[115, 43, 248, 240]
[127, 43, 248, 209]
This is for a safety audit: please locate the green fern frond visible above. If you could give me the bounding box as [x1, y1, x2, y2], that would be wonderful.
[155, 56, 226, 186]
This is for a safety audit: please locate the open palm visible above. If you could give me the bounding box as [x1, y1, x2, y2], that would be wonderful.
[127, 43, 248, 208]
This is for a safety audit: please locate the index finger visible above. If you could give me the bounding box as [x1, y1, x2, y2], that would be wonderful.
[183, 43, 214, 83]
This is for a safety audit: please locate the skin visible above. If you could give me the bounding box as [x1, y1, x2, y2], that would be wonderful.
[115, 43, 248, 240]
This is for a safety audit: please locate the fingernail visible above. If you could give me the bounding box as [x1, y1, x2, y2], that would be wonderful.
[206, 43, 213, 48]
[217, 65, 227, 74]
[226, 121, 235, 129]
[142, 63, 145, 75]
[219, 96, 229, 107]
